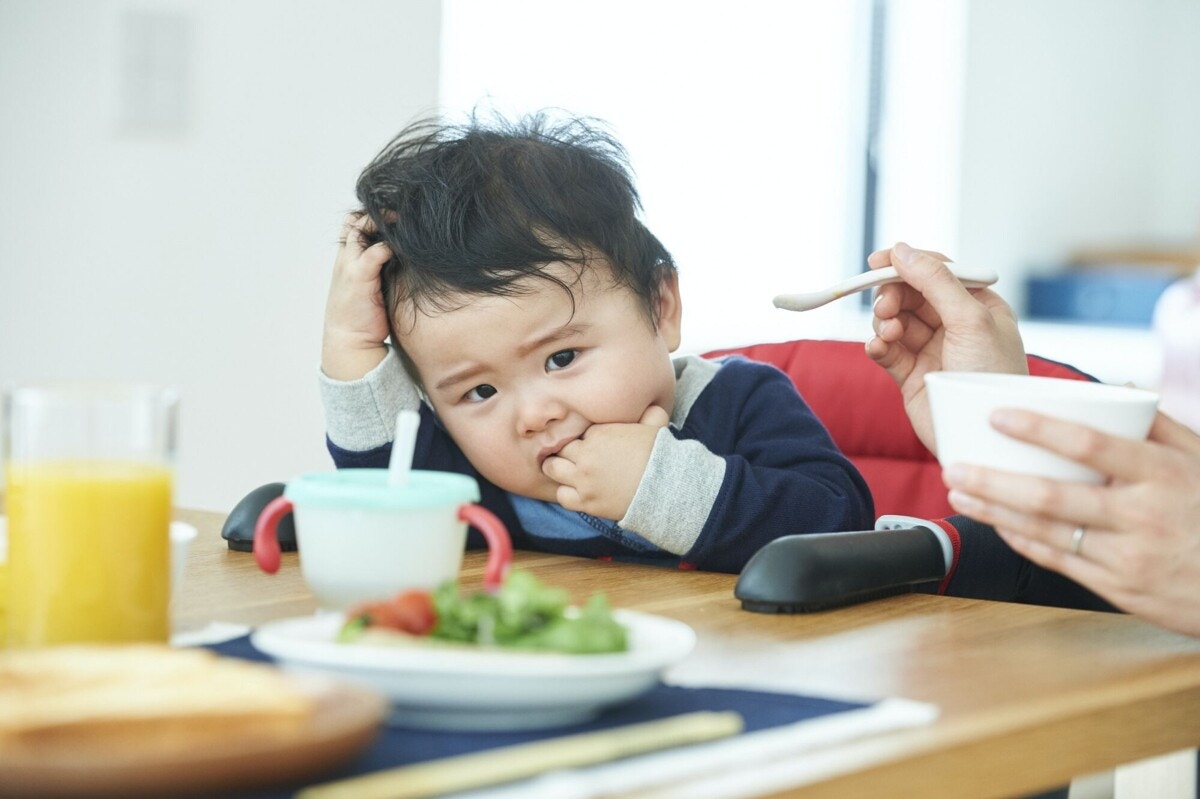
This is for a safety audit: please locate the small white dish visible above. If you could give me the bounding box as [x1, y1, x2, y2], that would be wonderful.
[168, 521, 197, 601]
[773, 263, 999, 312]
[251, 609, 696, 731]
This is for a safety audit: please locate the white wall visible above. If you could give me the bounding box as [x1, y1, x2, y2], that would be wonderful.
[870, 0, 1196, 388]
[874, 0, 969, 255]
[953, 0, 1200, 314]
[0, 0, 441, 511]
[2, 0, 1191, 512]
[439, 0, 874, 357]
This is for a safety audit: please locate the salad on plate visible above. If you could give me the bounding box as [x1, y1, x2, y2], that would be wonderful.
[336, 569, 629, 655]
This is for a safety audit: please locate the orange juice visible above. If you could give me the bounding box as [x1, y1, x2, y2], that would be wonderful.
[6, 459, 172, 646]
[0, 557, 7, 642]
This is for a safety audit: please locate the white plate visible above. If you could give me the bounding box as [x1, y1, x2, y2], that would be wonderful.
[250, 609, 696, 731]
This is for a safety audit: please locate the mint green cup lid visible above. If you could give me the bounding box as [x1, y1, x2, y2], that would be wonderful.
[283, 469, 480, 510]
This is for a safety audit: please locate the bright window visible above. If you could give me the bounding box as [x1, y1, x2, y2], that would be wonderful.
[874, 0, 967, 256]
[440, 1, 874, 352]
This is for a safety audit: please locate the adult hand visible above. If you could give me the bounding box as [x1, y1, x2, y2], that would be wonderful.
[542, 406, 670, 521]
[865, 241, 1027, 453]
[321, 213, 393, 381]
[943, 410, 1200, 637]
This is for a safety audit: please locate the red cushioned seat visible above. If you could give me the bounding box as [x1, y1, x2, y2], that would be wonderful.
[703, 340, 1092, 520]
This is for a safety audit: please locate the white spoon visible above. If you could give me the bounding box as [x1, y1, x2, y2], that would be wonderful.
[773, 263, 999, 312]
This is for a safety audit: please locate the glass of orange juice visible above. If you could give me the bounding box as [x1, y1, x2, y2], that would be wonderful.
[3, 382, 178, 647]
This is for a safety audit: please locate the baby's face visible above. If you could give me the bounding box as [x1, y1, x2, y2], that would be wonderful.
[395, 260, 682, 503]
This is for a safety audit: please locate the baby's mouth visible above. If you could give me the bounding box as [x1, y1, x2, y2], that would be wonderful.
[537, 437, 575, 469]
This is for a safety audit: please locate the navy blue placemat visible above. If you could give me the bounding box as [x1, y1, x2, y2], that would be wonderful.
[207, 635, 870, 798]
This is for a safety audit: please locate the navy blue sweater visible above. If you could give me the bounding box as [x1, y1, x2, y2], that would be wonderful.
[329, 358, 875, 574]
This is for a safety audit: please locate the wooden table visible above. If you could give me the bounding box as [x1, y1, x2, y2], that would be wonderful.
[173, 508, 1200, 799]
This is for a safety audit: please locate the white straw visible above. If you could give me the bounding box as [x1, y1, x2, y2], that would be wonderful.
[388, 409, 420, 486]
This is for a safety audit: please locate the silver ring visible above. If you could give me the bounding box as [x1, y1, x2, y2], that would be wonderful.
[1070, 525, 1086, 556]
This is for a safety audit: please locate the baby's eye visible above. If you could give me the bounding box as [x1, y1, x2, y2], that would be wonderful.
[464, 384, 497, 402]
[546, 349, 578, 371]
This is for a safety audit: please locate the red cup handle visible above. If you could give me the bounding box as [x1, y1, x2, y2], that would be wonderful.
[254, 495, 293, 574]
[458, 504, 513, 591]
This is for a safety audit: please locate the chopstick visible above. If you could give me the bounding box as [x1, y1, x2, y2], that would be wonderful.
[298, 710, 744, 799]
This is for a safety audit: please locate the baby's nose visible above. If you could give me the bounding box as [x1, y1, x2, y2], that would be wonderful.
[518, 389, 568, 435]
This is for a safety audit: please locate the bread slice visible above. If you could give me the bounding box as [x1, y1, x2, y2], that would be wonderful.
[0, 645, 316, 751]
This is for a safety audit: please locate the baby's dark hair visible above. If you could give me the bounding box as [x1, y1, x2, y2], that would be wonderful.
[354, 111, 676, 333]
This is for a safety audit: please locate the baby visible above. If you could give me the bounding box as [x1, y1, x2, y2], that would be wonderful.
[319, 112, 872, 573]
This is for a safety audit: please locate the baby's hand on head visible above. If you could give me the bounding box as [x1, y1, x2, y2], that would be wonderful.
[543, 406, 669, 521]
[321, 213, 394, 381]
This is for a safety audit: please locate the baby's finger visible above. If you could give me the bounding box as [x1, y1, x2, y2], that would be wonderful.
[339, 219, 364, 255]
[541, 454, 575, 483]
[639, 405, 669, 428]
[555, 484, 583, 512]
[360, 241, 393, 270]
[340, 212, 379, 250]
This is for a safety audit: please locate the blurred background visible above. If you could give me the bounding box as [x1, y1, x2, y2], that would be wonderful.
[2, 0, 1198, 512]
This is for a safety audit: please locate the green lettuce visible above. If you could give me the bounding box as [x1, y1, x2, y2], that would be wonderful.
[431, 570, 627, 654]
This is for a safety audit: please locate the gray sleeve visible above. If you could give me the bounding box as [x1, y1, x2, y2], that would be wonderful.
[317, 347, 421, 451]
[619, 428, 726, 555]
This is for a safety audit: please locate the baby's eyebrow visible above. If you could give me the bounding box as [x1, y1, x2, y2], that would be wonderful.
[516, 323, 589, 358]
[434, 364, 486, 393]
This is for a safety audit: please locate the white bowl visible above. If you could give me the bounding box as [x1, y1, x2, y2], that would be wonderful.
[0, 516, 196, 602]
[925, 372, 1158, 483]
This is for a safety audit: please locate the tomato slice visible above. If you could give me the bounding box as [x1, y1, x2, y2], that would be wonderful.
[347, 590, 437, 636]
